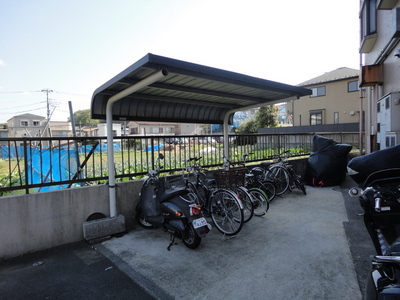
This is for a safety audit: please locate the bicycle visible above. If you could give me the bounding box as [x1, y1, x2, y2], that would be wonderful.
[213, 167, 255, 222]
[263, 150, 307, 195]
[222, 156, 270, 217]
[240, 152, 277, 202]
[182, 157, 245, 236]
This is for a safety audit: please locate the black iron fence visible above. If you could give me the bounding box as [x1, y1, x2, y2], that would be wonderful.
[0, 132, 359, 195]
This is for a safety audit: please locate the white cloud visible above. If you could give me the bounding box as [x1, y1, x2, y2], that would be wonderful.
[0, 60, 4, 67]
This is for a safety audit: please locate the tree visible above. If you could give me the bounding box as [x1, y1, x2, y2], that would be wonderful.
[256, 106, 278, 128]
[236, 105, 278, 134]
[68, 109, 99, 126]
[236, 119, 257, 134]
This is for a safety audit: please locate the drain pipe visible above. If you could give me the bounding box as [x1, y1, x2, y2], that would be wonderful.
[106, 69, 168, 217]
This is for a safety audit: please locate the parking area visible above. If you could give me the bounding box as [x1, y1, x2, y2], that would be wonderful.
[0, 175, 374, 300]
[97, 175, 374, 300]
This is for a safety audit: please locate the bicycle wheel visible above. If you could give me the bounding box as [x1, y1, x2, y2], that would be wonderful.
[248, 188, 269, 216]
[257, 180, 276, 202]
[267, 166, 290, 195]
[236, 187, 254, 223]
[209, 189, 244, 236]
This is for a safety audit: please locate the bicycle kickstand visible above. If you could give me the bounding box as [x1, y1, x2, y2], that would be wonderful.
[221, 233, 236, 242]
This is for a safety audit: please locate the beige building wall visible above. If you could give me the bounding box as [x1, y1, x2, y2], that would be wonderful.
[293, 79, 359, 126]
[360, 1, 400, 152]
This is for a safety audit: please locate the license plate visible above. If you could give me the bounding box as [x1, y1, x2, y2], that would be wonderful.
[193, 217, 208, 229]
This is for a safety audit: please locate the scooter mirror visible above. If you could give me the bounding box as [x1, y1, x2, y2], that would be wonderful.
[159, 153, 164, 160]
[348, 187, 362, 197]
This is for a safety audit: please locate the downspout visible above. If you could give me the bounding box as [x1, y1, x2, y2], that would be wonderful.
[222, 95, 299, 168]
[106, 69, 168, 217]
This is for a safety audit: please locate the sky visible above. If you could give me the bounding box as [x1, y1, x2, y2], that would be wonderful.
[0, 0, 360, 124]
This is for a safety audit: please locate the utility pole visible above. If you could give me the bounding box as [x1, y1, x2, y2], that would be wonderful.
[41, 89, 53, 120]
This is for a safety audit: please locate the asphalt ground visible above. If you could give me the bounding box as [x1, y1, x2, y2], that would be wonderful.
[0, 175, 375, 300]
[0, 241, 155, 300]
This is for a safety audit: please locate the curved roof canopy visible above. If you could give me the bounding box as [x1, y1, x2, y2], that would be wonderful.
[91, 53, 311, 125]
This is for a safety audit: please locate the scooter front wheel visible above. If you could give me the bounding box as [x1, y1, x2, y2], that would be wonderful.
[182, 224, 201, 249]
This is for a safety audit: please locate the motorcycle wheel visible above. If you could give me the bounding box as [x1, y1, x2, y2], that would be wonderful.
[182, 224, 201, 249]
[135, 209, 156, 229]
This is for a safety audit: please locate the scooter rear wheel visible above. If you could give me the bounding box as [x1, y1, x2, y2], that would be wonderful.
[182, 224, 201, 249]
[135, 209, 156, 229]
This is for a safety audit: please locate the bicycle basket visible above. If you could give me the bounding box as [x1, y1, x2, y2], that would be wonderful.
[213, 168, 246, 189]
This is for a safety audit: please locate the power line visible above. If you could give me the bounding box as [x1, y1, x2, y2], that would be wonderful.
[0, 90, 42, 94]
[0, 101, 47, 111]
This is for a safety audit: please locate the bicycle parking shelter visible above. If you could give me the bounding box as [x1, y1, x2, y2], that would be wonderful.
[90, 53, 311, 217]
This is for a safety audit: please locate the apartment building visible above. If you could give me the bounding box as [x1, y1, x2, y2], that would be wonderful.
[293, 67, 360, 127]
[359, 0, 400, 152]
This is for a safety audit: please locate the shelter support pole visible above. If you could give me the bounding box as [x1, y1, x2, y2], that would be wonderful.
[223, 111, 234, 169]
[106, 69, 168, 217]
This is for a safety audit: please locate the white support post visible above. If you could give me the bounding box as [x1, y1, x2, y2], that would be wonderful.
[106, 69, 168, 217]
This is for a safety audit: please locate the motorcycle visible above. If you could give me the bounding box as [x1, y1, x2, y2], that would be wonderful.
[348, 168, 400, 299]
[135, 153, 210, 250]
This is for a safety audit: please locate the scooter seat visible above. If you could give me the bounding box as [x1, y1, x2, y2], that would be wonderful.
[161, 189, 190, 202]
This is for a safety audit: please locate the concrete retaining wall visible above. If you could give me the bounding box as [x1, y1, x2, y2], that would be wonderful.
[0, 180, 143, 259]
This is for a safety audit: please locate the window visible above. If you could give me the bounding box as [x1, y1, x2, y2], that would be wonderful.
[310, 111, 322, 125]
[361, 0, 377, 38]
[150, 127, 160, 134]
[165, 127, 173, 134]
[334, 112, 339, 124]
[348, 81, 359, 92]
[386, 97, 390, 109]
[20, 120, 28, 127]
[32, 120, 41, 126]
[130, 127, 138, 134]
[310, 86, 326, 98]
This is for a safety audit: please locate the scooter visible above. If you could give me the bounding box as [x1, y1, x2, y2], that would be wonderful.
[135, 153, 210, 250]
[349, 168, 400, 299]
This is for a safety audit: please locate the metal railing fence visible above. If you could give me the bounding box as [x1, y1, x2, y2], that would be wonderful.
[0, 132, 359, 195]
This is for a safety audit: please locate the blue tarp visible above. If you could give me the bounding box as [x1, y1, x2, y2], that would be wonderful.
[0, 142, 123, 191]
[0, 143, 121, 159]
[0, 145, 24, 159]
[26, 148, 78, 191]
[0, 143, 124, 191]
[143, 144, 164, 152]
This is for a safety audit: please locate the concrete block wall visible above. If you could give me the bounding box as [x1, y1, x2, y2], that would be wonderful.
[0, 180, 143, 259]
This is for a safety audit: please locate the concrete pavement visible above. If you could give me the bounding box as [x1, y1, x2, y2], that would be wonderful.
[98, 176, 373, 300]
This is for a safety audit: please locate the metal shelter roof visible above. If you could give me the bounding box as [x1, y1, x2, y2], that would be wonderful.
[91, 53, 311, 125]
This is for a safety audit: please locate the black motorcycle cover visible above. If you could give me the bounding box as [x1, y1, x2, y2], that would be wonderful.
[305, 135, 352, 187]
[347, 144, 400, 185]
